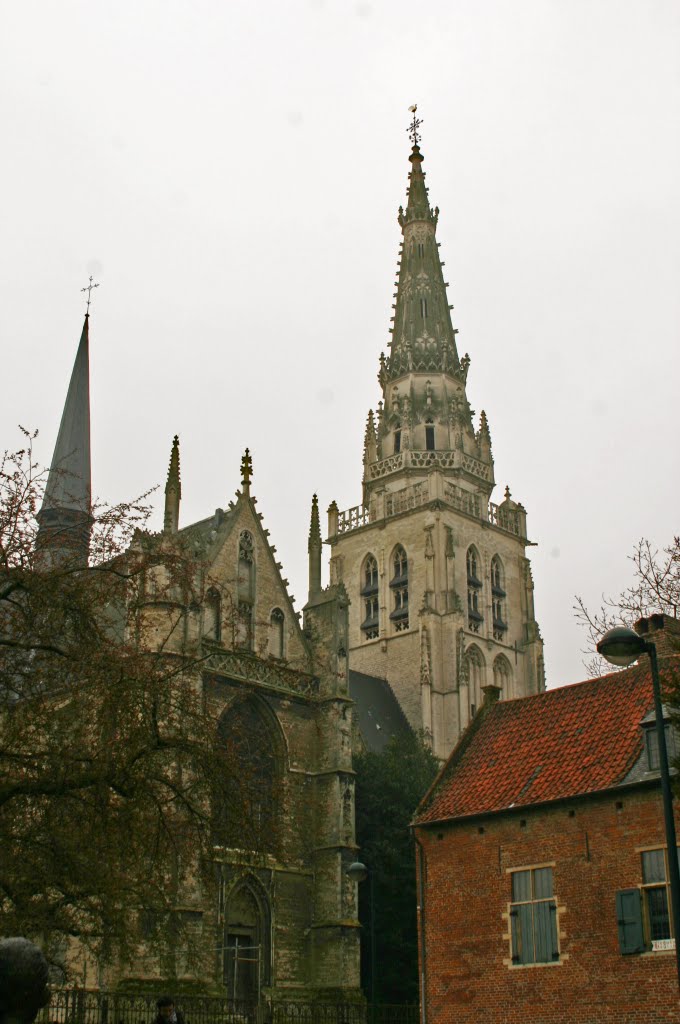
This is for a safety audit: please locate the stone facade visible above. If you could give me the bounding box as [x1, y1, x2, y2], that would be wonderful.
[328, 142, 544, 760]
[118, 452, 361, 999]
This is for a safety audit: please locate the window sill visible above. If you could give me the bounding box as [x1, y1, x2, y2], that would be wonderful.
[504, 957, 567, 969]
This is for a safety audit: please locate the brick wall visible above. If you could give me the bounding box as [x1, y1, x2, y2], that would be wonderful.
[416, 786, 680, 1023]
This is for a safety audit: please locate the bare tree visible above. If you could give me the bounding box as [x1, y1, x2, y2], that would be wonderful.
[0, 431, 254, 977]
[574, 536, 680, 675]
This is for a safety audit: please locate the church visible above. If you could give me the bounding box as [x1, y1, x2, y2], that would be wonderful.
[37, 123, 544, 995]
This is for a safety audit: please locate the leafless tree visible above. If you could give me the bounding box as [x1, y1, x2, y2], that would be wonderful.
[574, 536, 680, 676]
[0, 430, 260, 978]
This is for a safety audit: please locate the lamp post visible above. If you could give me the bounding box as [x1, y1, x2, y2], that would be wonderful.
[597, 626, 680, 988]
[347, 861, 376, 1016]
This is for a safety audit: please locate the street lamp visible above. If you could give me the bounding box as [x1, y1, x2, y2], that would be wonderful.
[347, 861, 376, 1013]
[597, 626, 680, 987]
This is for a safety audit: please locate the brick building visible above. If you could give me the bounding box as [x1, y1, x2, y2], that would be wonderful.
[413, 617, 680, 1023]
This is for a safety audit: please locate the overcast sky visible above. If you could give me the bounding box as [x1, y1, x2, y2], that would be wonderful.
[2, 0, 678, 687]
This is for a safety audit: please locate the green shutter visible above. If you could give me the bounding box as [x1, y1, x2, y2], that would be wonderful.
[616, 889, 645, 954]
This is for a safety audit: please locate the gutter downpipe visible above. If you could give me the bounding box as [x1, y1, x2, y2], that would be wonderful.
[414, 829, 428, 1024]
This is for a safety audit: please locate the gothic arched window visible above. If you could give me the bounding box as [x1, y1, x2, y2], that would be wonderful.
[390, 545, 409, 632]
[237, 531, 255, 650]
[269, 608, 285, 659]
[360, 554, 379, 640]
[465, 644, 486, 717]
[204, 587, 222, 642]
[425, 418, 435, 451]
[215, 699, 280, 853]
[394, 423, 402, 455]
[491, 555, 508, 641]
[222, 879, 271, 999]
[467, 546, 483, 633]
[493, 654, 512, 696]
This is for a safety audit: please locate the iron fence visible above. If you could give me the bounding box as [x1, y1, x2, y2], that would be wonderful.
[38, 993, 418, 1024]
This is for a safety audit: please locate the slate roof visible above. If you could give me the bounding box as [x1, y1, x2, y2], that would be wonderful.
[414, 658, 680, 826]
[349, 670, 412, 753]
[42, 316, 91, 514]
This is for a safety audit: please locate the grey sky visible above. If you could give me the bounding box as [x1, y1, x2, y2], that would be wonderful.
[2, 0, 679, 687]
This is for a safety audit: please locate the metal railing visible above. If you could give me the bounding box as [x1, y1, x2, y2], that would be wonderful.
[38, 993, 418, 1024]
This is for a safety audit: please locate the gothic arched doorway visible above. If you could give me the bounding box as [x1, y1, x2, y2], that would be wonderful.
[223, 879, 270, 1003]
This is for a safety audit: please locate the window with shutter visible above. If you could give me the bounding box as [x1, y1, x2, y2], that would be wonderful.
[509, 866, 559, 965]
[616, 889, 645, 954]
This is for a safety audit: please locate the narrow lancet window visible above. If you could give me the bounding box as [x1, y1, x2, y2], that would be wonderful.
[360, 554, 379, 640]
[491, 555, 507, 640]
[420, 298, 428, 319]
[204, 587, 222, 642]
[467, 546, 483, 634]
[269, 608, 285, 659]
[390, 545, 409, 632]
[237, 531, 255, 650]
[425, 419, 435, 451]
[394, 425, 401, 454]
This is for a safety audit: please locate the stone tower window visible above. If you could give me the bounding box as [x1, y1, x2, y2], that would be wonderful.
[425, 419, 435, 451]
[493, 654, 512, 696]
[269, 608, 285, 659]
[466, 546, 483, 634]
[390, 545, 409, 632]
[394, 424, 401, 454]
[237, 531, 255, 650]
[420, 297, 428, 319]
[417, 242, 425, 259]
[361, 554, 380, 640]
[491, 555, 508, 641]
[465, 644, 485, 717]
[204, 587, 222, 642]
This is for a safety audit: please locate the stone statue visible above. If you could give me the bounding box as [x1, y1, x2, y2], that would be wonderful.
[0, 938, 50, 1024]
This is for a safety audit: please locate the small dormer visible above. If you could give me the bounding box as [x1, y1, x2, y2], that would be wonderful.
[640, 706, 676, 774]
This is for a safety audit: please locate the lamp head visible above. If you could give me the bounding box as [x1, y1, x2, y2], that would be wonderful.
[596, 626, 648, 667]
[346, 861, 369, 884]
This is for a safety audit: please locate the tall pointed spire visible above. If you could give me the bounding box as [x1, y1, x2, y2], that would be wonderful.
[308, 494, 322, 599]
[389, 139, 459, 379]
[37, 315, 92, 561]
[163, 435, 181, 534]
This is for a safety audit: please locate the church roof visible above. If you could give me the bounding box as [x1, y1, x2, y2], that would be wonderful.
[349, 670, 412, 753]
[414, 659, 679, 826]
[41, 315, 91, 516]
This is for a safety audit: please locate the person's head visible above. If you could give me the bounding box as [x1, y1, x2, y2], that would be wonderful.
[0, 938, 50, 1024]
[156, 997, 175, 1020]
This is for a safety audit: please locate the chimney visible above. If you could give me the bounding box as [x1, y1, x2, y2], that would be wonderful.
[634, 613, 680, 659]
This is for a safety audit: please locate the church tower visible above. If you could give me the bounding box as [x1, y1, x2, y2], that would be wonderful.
[327, 129, 544, 759]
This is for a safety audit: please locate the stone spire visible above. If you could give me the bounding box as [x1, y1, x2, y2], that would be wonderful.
[163, 435, 181, 534]
[388, 142, 460, 379]
[364, 135, 494, 497]
[308, 493, 322, 599]
[37, 315, 92, 560]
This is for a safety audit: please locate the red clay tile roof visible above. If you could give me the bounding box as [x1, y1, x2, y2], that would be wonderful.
[414, 658, 679, 826]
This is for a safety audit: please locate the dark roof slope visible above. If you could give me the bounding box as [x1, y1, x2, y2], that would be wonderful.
[349, 670, 412, 753]
[415, 659, 679, 826]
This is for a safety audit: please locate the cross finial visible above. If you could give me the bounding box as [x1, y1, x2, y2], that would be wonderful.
[407, 104, 423, 147]
[81, 275, 100, 314]
[240, 448, 253, 491]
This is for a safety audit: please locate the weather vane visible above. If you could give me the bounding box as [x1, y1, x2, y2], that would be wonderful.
[81, 275, 100, 314]
[407, 104, 423, 147]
